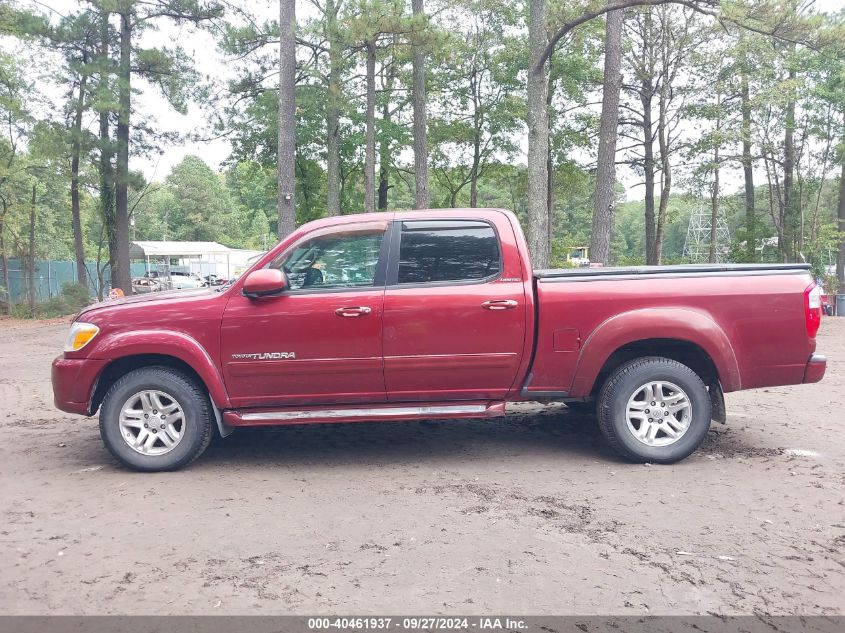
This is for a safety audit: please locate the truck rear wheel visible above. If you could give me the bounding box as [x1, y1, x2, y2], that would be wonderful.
[99, 366, 213, 472]
[596, 356, 711, 464]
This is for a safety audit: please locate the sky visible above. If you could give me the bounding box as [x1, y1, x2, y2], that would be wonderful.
[11, 0, 845, 204]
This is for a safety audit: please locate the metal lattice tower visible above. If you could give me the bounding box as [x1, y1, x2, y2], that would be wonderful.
[683, 206, 731, 263]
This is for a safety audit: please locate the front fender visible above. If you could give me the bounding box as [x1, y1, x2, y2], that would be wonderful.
[568, 308, 741, 396]
[91, 330, 230, 409]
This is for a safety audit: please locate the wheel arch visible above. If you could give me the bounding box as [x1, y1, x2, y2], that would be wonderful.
[589, 339, 720, 397]
[86, 330, 230, 416]
[90, 353, 224, 415]
[569, 308, 741, 398]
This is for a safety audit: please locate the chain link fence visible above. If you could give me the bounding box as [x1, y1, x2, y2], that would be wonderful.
[0, 259, 147, 306]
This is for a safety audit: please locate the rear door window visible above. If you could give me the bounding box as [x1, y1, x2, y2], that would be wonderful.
[396, 220, 501, 284]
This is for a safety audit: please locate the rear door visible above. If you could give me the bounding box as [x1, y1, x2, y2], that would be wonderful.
[382, 219, 527, 402]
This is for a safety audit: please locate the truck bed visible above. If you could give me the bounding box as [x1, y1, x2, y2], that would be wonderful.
[534, 263, 811, 280]
[526, 261, 816, 397]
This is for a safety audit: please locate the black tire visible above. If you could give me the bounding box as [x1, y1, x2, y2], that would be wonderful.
[99, 366, 213, 472]
[596, 356, 711, 464]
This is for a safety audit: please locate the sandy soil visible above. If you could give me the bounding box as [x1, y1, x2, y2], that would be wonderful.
[0, 318, 843, 615]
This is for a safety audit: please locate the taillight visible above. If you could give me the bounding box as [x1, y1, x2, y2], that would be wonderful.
[804, 282, 822, 338]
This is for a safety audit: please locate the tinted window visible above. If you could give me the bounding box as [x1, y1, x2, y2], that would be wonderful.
[278, 228, 384, 290]
[397, 221, 501, 284]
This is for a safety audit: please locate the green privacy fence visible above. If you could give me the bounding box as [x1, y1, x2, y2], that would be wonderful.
[1, 259, 148, 305]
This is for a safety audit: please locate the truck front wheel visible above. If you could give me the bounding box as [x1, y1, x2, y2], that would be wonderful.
[99, 366, 214, 472]
[596, 357, 711, 464]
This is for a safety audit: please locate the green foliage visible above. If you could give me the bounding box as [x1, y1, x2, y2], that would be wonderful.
[60, 281, 91, 307]
[807, 222, 843, 286]
[10, 282, 91, 319]
[134, 155, 242, 245]
[1, 0, 843, 294]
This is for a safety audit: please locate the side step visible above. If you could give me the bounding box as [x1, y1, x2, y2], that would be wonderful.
[223, 401, 506, 427]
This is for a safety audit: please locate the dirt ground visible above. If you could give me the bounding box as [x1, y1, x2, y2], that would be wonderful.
[0, 317, 843, 616]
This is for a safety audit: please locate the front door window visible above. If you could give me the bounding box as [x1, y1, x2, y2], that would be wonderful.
[276, 227, 385, 291]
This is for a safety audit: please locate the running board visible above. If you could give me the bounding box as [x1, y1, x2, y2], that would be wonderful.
[223, 401, 506, 427]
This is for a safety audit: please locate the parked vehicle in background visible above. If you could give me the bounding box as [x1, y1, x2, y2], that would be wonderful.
[204, 274, 228, 286]
[168, 271, 206, 290]
[566, 246, 590, 267]
[131, 277, 161, 294]
[52, 209, 826, 472]
[822, 294, 834, 317]
[131, 271, 206, 292]
[817, 280, 835, 316]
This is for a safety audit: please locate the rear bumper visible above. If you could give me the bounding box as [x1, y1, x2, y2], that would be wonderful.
[803, 354, 826, 384]
[51, 356, 109, 415]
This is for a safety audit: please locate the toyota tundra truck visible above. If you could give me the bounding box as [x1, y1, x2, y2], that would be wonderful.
[51, 208, 827, 471]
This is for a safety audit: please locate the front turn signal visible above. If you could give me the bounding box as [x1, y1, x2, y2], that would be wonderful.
[64, 322, 100, 352]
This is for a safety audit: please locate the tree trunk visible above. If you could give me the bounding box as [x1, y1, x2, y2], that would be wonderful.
[546, 141, 554, 250]
[469, 66, 482, 209]
[378, 53, 396, 211]
[589, 9, 623, 266]
[70, 71, 88, 290]
[278, 0, 297, 237]
[470, 131, 481, 208]
[326, 0, 341, 216]
[739, 38, 756, 261]
[112, 10, 132, 294]
[638, 10, 658, 265]
[654, 12, 672, 266]
[527, 0, 549, 269]
[96, 222, 106, 301]
[642, 98, 656, 265]
[782, 44, 796, 261]
[655, 167, 670, 265]
[0, 201, 10, 308]
[377, 137, 390, 210]
[98, 10, 114, 295]
[708, 87, 724, 264]
[411, 0, 429, 209]
[837, 128, 844, 290]
[709, 146, 720, 263]
[364, 39, 376, 213]
[28, 185, 36, 315]
[546, 68, 556, 251]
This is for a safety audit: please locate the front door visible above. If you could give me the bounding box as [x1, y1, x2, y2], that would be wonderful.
[221, 221, 389, 408]
[382, 219, 527, 402]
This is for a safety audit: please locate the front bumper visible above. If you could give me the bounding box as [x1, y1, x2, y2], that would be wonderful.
[51, 356, 109, 415]
[802, 354, 826, 384]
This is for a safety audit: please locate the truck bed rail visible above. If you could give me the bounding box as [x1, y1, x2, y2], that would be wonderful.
[535, 263, 811, 281]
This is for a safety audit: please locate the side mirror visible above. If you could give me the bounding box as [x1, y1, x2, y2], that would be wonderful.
[242, 269, 287, 299]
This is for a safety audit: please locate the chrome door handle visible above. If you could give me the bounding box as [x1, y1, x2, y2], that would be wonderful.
[335, 306, 372, 317]
[481, 299, 518, 310]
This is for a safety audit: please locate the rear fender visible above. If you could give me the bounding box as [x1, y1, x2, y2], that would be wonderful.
[569, 308, 741, 396]
[92, 330, 230, 409]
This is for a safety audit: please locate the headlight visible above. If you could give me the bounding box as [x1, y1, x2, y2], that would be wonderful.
[64, 322, 100, 352]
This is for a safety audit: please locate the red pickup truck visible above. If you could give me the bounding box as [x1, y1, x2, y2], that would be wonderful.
[52, 209, 826, 471]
